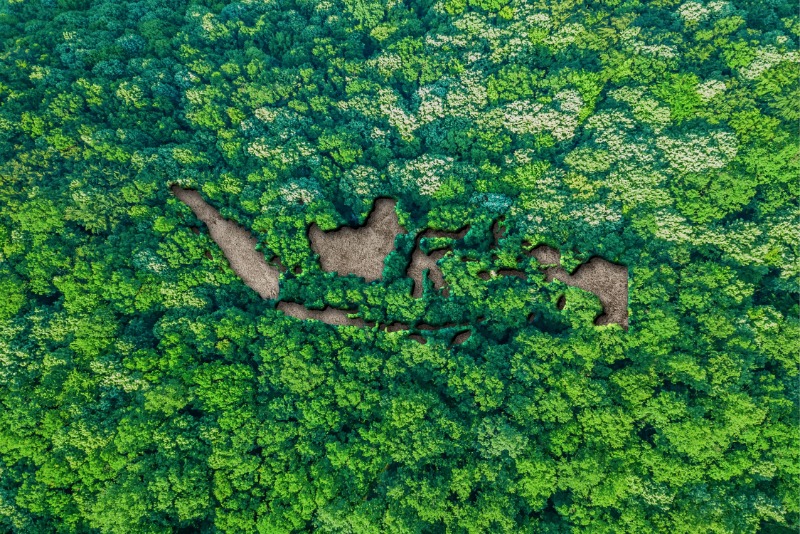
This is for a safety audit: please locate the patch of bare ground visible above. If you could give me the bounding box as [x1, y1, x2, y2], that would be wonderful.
[451, 330, 471, 346]
[407, 227, 468, 298]
[491, 217, 506, 247]
[526, 245, 628, 329]
[173, 190, 627, 336]
[528, 245, 560, 266]
[276, 302, 369, 327]
[308, 198, 406, 282]
[497, 268, 526, 279]
[171, 186, 280, 299]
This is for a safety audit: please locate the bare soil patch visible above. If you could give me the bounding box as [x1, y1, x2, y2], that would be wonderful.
[545, 258, 628, 329]
[276, 302, 368, 327]
[174, 190, 628, 335]
[497, 268, 526, 279]
[527, 244, 561, 266]
[172, 186, 280, 299]
[491, 217, 506, 247]
[451, 330, 471, 346]
[408, 248, 449, 297]
[407, 227, 468, 298]
[525, 245, 628, 329]
[309, 198, 406, 282]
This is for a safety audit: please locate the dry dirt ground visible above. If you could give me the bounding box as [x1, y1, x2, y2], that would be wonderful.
[529, 245, 628, 329]
[407, 228, 468, 298]
[172, 187, 628, 334]
[308, 198, 406, 282]
[171, 185, 280, 299]
[276, 302, 368, 327]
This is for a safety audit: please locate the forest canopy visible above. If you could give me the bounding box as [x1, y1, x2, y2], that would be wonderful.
[0, 0, 798, 532]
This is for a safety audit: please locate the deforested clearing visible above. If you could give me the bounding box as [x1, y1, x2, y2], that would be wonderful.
[407, 227, 468, 298]
[527, 245, 628, 329]
[171, 185, 280, 300]
[308, 197, 406, 282]
[276, 302, 368, 327]
[172, 189, 629, 329]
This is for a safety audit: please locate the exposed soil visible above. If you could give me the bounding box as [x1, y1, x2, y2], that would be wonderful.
[308, 197, 406, 282]
[527, 244, 561, 266]
[451, 330, 472, 345]
[173, 188, 483, 341]
[171, 186, 280, 299]
[174, 189, 628, 336]
[406, 227, 468, 298]
[524, 244, 628, 328]
[382, 322, 410, 333]
[497, 268, 526, 279]
[491, 217, 506, 247]
[408, 248, 449, 297]
[276, 302, 369, 327]
[408, 334, 427, 344]
[545, 258, 628, 329]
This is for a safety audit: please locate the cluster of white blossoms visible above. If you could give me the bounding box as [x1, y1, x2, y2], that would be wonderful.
[505, 148, 538, 166]
[251, 108, 309, 143]
[695, 222, 770, 268]
[653, 210, 694, 242]
[610, 87, 672, 131]
[620, 26, 678, 59]
[160, 284, 208, 309]
[369, 52, 403, 78]
[678, 1, 713, 24]
[739, 45, 800, 80]
[656, 131, 738, 173]
[340, 165, 382, 198]
[247, 138, 320, 168]
[515, 169, 572, 229]
[278, 177, 322, 205]
[696, 79, 727, 101]
[389, 154, 453, 196]
[564, 147, 613, 174]
[446, 70, 490, 118]
[545, 22, 586, 49]
[199, 11, 226, 40]
[584, 108, 680, 212]
[424, 32, 470, 50]
[767, 216, 800, 279]
[585, 110, 638, 154]
[679, 0, 734, 24]
[556, 89, 584, 115]
[253, 106, 279, 123]
[514, 9, 552, 31]
[489, 36, 532, 63]
[630, 40, 678, 61]
[376, 88, 419, 139]
[133, 249, 166, 274]
[569, 203, 622, 228]
[452, 12, 504, 41]
[607, 165, 673, 210]
[483, 90, 583, 141]
[89, 360, 148, 393]
[413, 85, 447, 126]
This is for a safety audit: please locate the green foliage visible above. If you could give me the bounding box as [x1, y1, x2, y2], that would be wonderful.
[0, 0, 797, 532]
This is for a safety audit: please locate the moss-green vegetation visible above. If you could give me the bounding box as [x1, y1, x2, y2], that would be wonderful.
[0, 0, 798, 532]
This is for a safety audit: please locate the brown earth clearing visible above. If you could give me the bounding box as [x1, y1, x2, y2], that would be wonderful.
[171, 185, 280, 300]
[276, 302, 368, 327]
[172, 188, 628, 334]
[526, 245, 628, 329]
[407, 227, 468, 298]
[308, 198, 406, 281]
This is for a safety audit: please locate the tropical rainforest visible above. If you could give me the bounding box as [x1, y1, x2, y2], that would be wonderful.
[0, 0, 798, 531]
